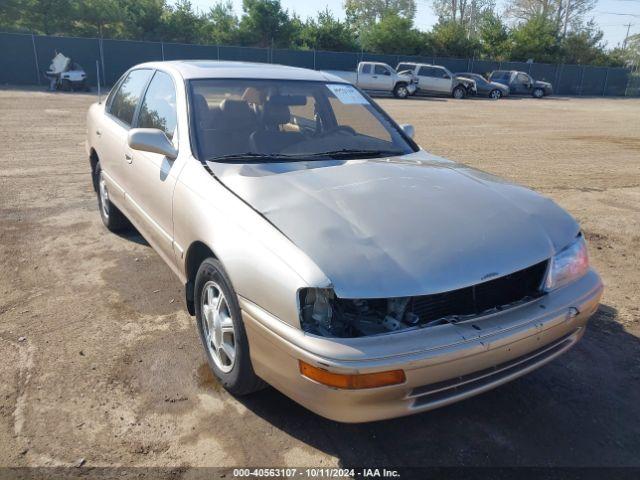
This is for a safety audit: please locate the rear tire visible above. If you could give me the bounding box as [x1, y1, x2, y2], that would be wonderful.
[393, 83, 409, 99]
[533, 88, 544, 98]
[489, 89, 502, 100]
[452, 85, 465, 99]
[195, 258, 266, 396]
[95, 162, 129, 232]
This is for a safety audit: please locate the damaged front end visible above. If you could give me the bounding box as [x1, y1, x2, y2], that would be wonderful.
[299, 260, 550, 338]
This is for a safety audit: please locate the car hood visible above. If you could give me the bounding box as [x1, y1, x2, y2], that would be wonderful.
[207, 151, 579, 298]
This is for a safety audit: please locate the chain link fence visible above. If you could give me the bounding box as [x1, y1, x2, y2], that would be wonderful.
[1, 31, 636, 96]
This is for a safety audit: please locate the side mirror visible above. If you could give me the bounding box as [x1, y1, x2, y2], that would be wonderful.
[128, 128, 177, 160]
[400, 124, 414, 139]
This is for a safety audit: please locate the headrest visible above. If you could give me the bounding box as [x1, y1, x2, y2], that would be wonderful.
[193, 93, 209, 116]
[262, 101, 291, 126]
[219, 99, 255, 126]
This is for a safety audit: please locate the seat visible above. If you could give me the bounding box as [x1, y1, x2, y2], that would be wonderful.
[197, 98, 258, 158]
[250, 101, 303, 154]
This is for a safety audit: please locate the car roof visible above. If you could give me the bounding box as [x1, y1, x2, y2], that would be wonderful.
[135, 60, 346, 83]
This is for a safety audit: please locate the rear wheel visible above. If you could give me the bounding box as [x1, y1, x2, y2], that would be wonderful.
[533, 88, 544, 98]
[452, 85, 465, 99]
[195, 258, 265, 396]
[489, 89, 502, 100]
[96, 162, 129, 232]
[393, 83, 409, 99]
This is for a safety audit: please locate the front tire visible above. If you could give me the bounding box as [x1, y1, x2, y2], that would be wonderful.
[195, 258, 265, 396]
[533, 88, 544, 98]
[393, 83, 409, 99]
[96, 162, 129, 232]
[489, 89, 502, 100]
[452, 85, 465, 99]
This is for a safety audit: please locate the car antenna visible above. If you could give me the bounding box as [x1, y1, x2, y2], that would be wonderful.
[96, 60, 101, 104]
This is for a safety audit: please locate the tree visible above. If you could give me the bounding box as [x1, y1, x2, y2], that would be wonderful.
[238, 0, 293, 47]
[426, 19, 481, 57]
[298, 8, 358, 51]
[162, 0, 205, 43]
[431, 0, 495, 35]
[504, 0, 596, 36]
[74, 0, 124, 38]
[359, 11, 423, 54]
[509, 14, 560, 62]
[10, 0, 76, 34]
[345, 0, 416, 34]
[202, 1, 240, 45]
[478, 10, 510, 59]
[560, 20, 611, 64]
[118, 0, 166, 41]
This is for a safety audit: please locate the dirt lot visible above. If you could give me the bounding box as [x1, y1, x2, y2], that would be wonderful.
[0, 89, 639, 472]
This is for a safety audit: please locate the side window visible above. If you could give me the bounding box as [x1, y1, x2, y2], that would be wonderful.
[517, 73, 530, 84]
[374, 65, 390, 76]
[361, 64, 371, 74]
[435, 68, 448, 78]
[108, 69, 153, 126]
[137, 71, 177, 141]
[418, 67, 434, 77]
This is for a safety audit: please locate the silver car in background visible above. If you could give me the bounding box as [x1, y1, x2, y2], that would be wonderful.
[86, 61, 603, 423]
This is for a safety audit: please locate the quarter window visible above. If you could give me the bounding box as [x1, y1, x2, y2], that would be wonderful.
[109, 69, 153, 126]
[137, 71, 178, 141]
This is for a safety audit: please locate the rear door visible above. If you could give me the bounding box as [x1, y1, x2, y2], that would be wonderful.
[417, 66, 449, 94]
[126, 70, 181, 265]
[100, 69, 154, 207]
[357, 63, 376, 90]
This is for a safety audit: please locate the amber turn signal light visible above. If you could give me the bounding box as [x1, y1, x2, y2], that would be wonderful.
[299, 360, 406, 389]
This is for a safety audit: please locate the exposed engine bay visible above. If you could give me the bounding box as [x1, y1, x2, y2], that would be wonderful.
[298, 260, 549, 338]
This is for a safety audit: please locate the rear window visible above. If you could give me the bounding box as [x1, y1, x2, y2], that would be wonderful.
[397, 63, 415, 72]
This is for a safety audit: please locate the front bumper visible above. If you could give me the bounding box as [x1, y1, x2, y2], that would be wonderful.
[241, 269, 603, 423]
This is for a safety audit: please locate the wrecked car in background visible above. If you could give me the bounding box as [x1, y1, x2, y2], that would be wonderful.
[86, 60, 603, 422]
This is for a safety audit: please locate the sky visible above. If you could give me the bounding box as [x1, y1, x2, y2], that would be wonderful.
[188, 0, 640, 49]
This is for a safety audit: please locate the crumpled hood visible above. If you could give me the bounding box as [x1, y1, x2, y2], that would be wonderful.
[207, 152, 578, 298]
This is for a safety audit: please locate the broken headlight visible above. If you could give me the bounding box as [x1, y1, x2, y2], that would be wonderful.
[544, 235, 589, 291]
[299, 288, 420, 338]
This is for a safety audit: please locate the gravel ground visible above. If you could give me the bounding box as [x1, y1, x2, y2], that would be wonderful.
[0, 88, 638, 472]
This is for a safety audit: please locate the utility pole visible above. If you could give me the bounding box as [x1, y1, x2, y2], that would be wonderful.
[622, 23, 633, 50]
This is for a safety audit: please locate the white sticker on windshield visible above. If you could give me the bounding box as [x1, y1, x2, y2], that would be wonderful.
[326, 84, 369, 105]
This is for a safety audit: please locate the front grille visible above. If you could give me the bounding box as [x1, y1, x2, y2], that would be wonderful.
[410, 260, 548, 324]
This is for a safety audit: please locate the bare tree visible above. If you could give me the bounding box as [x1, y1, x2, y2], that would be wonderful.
[504, 0, 596, 35]
[431, 0, 495, 33]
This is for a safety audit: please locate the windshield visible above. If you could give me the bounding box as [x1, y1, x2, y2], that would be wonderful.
[189, 79, 415, 162]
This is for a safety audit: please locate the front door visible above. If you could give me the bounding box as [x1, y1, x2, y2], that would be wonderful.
[125, 70, 181, 266]
[514, 73, 533, 95]
[100, 69, 154, 206]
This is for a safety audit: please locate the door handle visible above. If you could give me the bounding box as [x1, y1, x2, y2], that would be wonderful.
[95, 130, 101, 136]
[372, 75, 378, 78]
[125, 153, 132, 164]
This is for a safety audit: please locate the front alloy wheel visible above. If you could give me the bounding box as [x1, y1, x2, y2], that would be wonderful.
[201, 281, 236, 373]
[490, 89, 502, 100]
[453, 86, 465, 99]
[194, 258, 265, 395]
[533, 88, 544, 98]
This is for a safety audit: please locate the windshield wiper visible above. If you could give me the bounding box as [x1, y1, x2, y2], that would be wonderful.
[297, 149, 405, 159]
[205, 152, 302, 163]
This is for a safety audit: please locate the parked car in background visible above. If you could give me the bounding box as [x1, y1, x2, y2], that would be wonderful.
[326, 62, 417, 98]
[86, 60, 602, 423]
[455, 72, 509, 99]
[489, 70, 553, 98]
[396, 62, 476, 99]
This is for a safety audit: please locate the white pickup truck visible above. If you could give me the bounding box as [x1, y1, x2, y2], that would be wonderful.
[325, 62, 417, 99]
[396, 62, 476, 99]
